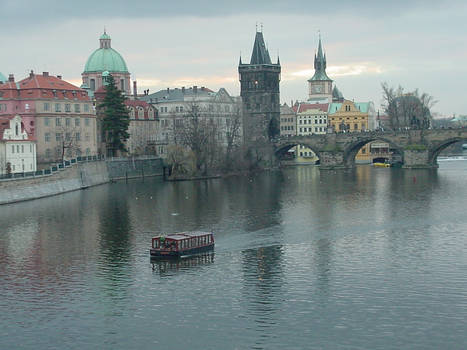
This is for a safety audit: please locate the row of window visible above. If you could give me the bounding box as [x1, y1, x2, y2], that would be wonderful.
[44, 147, 92, 158]
[299, 127, 325, 133]
[44, 132, 90, 142]
[44, 117, 91, 127]
[281, 125, 294, 131]
[43, 102, 91, 113]
[9, 163, 34, 172]
[281, 117, 294, 123]
[11, 144, 34, 154]
[330, 116, 365, 121]
[298, 119, 326, 125]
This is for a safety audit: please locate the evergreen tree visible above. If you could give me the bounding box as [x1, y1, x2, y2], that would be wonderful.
[99, 74, 130, 156]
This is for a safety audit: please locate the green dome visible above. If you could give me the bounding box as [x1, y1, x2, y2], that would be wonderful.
[100, 33, 111, 40]
[84, 47, 128, 73]
[0, 72, 6, 83]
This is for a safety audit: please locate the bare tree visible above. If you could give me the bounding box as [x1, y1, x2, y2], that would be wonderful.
[56, 125, 81, 162]
[173, 103, 220, 175]
[224, 109, 243, 170]
[381, 83, 436, 130]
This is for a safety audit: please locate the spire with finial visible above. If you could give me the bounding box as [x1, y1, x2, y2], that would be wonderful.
[250, 28, 272, 65]
[309, 31, 331, 81]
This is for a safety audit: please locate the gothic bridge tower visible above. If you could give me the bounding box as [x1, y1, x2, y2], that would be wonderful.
[239, 30, 281, 165]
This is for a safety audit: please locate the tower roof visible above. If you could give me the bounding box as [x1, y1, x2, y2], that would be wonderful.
[83, 31, 129, 73]
[308, 35, 332, 82]
[250, 31, 272, 65]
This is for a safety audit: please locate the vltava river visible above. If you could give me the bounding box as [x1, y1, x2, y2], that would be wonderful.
[1, 161, 466, 349]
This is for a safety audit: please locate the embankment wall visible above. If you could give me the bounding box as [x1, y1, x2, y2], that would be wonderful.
[0, 157, 164, 205]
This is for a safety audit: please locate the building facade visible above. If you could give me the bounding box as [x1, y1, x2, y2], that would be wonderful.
[328, 100, 376, 163]
[239, 31, 281, 151]
[294, 102, 328, 163]
[0, 72, 97, 166]
[0, 115, 36, 175]
[82, 31, 131, 96]
[141, 86, 242, 158]
[279, 103, 296, 137]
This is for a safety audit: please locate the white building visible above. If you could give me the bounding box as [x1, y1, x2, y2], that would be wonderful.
[0, 115, 36, 175]
[293, 102, 329, 163]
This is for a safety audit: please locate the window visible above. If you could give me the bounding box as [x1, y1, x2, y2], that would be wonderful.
[44, 117, 50, 126]
[66, 118, 71, 126]
[44, 102, 50, 111]
[354, 123, 358, 130]
[75, 118, 80, 126]
[179, 106, 183, 112]
[56, 133, 62, 141]
[11, 145, 14, 153]
[65, 132, 71, 141]
[86, 148, 90, 155]
[84, 104, 89, 113]
[75, 132, 80, 141]
[45, 148, 51, 158]
[45, 133, 50, 142]
[74, 104, 80, 113]
[55, 103, 61, 112]
[90, 79, 95, 91]
[65, 104, 71, 112]
[21, 145, 24, 153]
[56, 118, 61, 126]
[16, 145, 20, 153]
[120, 79, 125, 91]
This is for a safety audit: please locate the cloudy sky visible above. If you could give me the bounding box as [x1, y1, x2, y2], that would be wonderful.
[1, 0, 466, 116]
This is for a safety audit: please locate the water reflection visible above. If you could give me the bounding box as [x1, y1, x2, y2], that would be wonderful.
[151, 252, 215, 276]
[242, 245, 284, 349]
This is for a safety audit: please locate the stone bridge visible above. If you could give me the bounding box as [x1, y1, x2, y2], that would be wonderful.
[273, 128, 467, 169]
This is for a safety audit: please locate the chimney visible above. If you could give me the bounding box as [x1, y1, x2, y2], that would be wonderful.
[57, 75, 62, 80]
[8, 74, 14, 82]
[42, 72, 49, 77]
[29, 70, 34, 78]
[133, 81, 137, 99]
[193, 85, 197, 93]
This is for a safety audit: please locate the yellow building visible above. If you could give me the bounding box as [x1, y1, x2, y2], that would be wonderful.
[328, 100, 376, 163]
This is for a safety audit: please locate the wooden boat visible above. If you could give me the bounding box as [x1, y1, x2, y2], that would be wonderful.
[150, 231, 214, 258]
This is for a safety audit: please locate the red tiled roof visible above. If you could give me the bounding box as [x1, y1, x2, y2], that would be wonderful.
[125, 99, 155, 120]
[293, 103, 329, 113]
[0, 73, 90, 101]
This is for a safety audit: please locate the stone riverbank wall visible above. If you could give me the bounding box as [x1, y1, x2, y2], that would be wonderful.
[0, 157, 164, 205]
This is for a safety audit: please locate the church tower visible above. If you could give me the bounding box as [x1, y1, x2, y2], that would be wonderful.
[308, 35, 333, 103]
[239, 30, 281, 150]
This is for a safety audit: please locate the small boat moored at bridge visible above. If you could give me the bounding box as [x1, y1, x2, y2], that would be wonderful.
[150, 231, 214, 258]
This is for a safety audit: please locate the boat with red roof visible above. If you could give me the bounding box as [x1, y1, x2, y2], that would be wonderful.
[150, 231, 215, 258]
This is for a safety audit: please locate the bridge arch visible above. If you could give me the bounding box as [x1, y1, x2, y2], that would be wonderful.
[429, 137, 467, 165]
[343, 136, 404, 167]
[275, 142, 322, 162]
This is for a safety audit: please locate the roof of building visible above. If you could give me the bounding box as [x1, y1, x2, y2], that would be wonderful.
[308, 36, 332, 82]
[250, 31, 272, 65]
[141, 86, 216, 103]
[328, 101, 372, 114]
[293, 102, 329, 114]
[83, 32, 129, 73]
[280, 103, 295, 115]
[0, 72, 90, 101]
[332, 86, 344, 100]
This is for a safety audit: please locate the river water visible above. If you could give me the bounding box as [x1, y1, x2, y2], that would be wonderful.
[1, 161, 466, 349]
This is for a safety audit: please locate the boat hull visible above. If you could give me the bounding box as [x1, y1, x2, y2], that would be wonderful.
[150, 243, 214, 258]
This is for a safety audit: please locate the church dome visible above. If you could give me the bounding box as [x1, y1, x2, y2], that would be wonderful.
[83, 32, 129, 73]
[0, 72, 7, 83]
